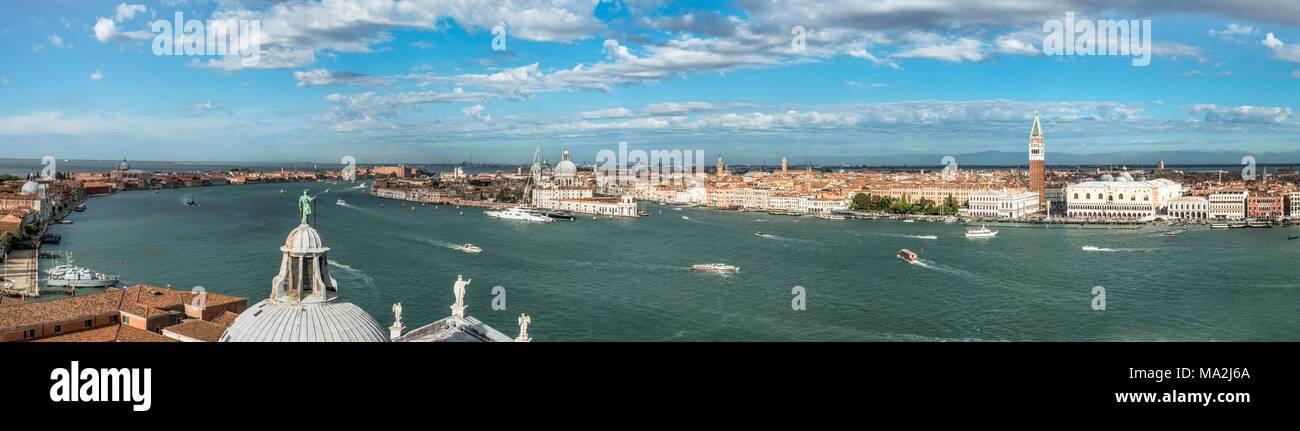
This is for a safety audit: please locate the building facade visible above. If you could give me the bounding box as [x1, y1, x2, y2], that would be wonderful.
[963, 190, 1041, 218]
[1207, 190, 1247, 220]
[1065, 178, 1182, 219]
[1166, 196, 1209, 219]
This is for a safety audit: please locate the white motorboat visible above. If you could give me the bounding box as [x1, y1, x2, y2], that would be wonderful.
[965, 225, 998, 238]
[690, 263, 740, 273]
[1082, 246, 1101, 251]
[336, 198, 347, 206]
[461, 244, 482, 254]
[485, 206, 552, 223]
[44, 266, 120, 288]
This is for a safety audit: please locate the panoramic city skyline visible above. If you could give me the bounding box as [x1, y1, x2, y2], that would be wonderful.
[2, 0, 1300, 164]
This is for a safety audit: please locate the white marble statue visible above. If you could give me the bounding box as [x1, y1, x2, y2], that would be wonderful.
[451, 275, 471, 317]
[515, 313, 532, 342]
[392, 303, 403, 326]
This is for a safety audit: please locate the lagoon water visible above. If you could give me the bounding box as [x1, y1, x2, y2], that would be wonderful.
[42, 182, 1300, 341]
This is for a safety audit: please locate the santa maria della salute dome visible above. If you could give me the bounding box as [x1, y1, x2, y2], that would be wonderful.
[220, 192, 524, 343]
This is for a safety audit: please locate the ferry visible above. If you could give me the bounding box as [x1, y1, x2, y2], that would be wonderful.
[816, 213, 847, 220]
[485, 206, 552, 223]
[44, 266, 120, 288]
[1229, 222, 1249, 229]
[1210, 223, 1230, 229]
[964, 225, 998, 238]
[461, 244, 482, 254]
[1247, 220, 1273, 228]
[898, 249, 919, 264]
[690, 263, 740, 273]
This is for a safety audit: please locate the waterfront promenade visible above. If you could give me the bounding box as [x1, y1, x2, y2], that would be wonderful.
[1, 249, 39, 297]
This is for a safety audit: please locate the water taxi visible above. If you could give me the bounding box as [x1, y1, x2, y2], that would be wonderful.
[461, 244, 482, 254]
[898, 249, 919, 264]
[690, 263, 740, 273]
[964, 225, 998, 238]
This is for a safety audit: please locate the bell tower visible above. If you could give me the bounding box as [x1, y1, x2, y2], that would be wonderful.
[1028, 112, 1046, 213]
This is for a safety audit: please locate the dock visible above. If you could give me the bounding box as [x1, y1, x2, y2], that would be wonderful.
[1, 248, 41, 298]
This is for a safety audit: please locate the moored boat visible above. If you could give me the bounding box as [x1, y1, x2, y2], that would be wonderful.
[485, 206, 552, 223]
[43, 266, 120, 288]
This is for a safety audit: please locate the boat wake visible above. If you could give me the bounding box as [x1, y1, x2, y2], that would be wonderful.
[419, 238, 469, 252]
[859, 233, 939, 240]
[1081, 245, 1155, 253]
[327, 260, 374, 287]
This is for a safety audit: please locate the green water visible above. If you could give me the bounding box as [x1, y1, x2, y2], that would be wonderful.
[42, 182, 1300, 341]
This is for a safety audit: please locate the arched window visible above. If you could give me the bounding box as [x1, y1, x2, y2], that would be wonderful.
[1119, 193, 1124, 200]
[1086, 193, 1091, 199]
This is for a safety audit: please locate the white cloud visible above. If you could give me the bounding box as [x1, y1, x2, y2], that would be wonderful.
[48, 34, 73, 49]
[32, 44, 44, 53]
[1263, 32, 1300, 63]
[294, 69, 389, 87]
[90, 69, 103, 81]
[1183, 104, 1295, 123]
[93, 17, 151, 43]
[462, 104, 491, 122]
[1153, 42, 1207, 64]
[114, 4, 147, 22]
[1291, 70, 1300, 78]
[643, 102, 758, 115]
[1209, 23, 1256, 40]
[846, 47, 899, 68]
[994, 31, 1040, 56]
[892, 37, 984, 62]
[579, 107, 634, 119]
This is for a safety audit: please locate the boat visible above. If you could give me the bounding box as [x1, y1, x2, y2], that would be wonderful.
[690, 263, 740, 273]
[898, 249, 919, 264]
[74, 204, 86, 212]
[536, 210, 575, 221]
[336, 199, 347, 206]
[816, 213, 846, 220]
[55, 219, 72, 224]
[673, 207, 683, 211]
[964, 225, 998, 238]
[43, 266, 120, 288]
[1161, 231, 1179, 237]
[902, 219, 915, 223]
[1210, 223, 1230, 229]
[1229, 222, 1248, 229]
[1288, 235, 1299, 240]
[461, 244, 482, 254]
[755, 231, 769, 237]
[942, 216, 958, 224]
[1247, 221, 1272, 228]
[1082, 246, 1101, 251]
[681, 216, 690, 220]
[638, 209, 650, 217]
[485, 206, 552, 223]
[185, 194, 198, 206]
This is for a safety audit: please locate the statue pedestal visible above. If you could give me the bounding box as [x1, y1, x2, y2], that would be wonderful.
[450, 304, 466, 318]
[389, 323, 405, 340]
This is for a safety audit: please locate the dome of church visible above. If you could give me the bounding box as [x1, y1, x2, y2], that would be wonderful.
[221, 201, 388, 342]
[219, 298, 389, 342]
[19, 180, 40, 195]
[283, 223, 328, 254]
[1119, 171, 1134, 182]
[1099, 174, 1115, 182]
[117, 159, 130, 170]
[554, 149, 577, 178]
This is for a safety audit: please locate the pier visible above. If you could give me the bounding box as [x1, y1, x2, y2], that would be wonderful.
[1, 248, 40, 298]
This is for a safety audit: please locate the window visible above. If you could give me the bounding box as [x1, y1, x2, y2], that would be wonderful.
[84, 319, 92, 328]
[122, 316, 130, 325]
[110, 315, 118, 323]
[54, 324, 62, 334]
[23, 329, 35, 339]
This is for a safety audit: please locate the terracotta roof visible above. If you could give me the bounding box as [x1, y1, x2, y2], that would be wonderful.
[120, 284, 244, 315]
[0, 296, 24, 308]
[211, 310, 240, 327]
[0, 288, 125, 331]
[34, 324, 177, 342]
[163, 319, 227, 342]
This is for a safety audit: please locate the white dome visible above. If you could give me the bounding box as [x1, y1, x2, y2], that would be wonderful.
[1099, 174, 1115, 182]
[282, 224, 329, 254]
[219, 298, 389, 342]
[117, 159, 129, 170]
[555, 159, 577, 177]
[1120, 172, 1134, 182]
[20, 181, 39, 195]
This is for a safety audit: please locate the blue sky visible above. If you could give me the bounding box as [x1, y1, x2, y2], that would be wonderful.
[2, 0, 1300, 164]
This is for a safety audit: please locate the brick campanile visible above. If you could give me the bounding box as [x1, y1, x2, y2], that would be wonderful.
[1028, 112, 1046, 213]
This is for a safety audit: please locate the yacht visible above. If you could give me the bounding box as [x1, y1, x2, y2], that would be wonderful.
[461, 244, 482, 254]
[898, 249, 919, 264]
[485, 206, 552, 223]
[44, 266, 120, 288]
[964, 225, 998, 238]
[690, 263, 740, 273]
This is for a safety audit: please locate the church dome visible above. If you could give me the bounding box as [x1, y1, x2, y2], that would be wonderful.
[117, 159, 130, 170]
[219, 298, 389, 342]
[283, 223, 328, 254]
[1099, 174, 1115, 182]
[555, 149, 577, 178]
[19, 180, 39, 195]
